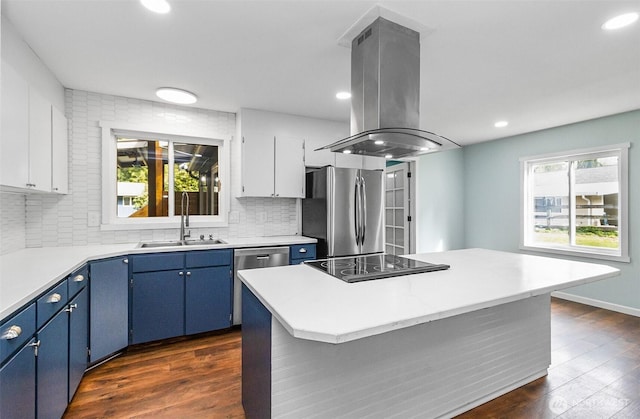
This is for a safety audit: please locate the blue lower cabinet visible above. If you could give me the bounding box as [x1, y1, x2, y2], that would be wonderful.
[186, 266, 232, 335]
[68, 288, 88, 403]
[289, 244, 316, 265]
[89, 257, 129, 363]
[131, 270, 185, 344]
[37, 309, 69, 419]
[0, 339, 36, 419]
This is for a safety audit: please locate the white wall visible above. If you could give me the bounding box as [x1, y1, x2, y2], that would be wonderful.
[415, 148, 465, 252]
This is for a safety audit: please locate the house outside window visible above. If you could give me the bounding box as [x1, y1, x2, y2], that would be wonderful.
[520, 143, 629, 262]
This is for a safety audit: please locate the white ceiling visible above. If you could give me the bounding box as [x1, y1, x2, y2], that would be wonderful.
[3, 0, 639, 146]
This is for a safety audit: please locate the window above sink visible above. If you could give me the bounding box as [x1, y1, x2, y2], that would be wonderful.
[100, 121, 231, 231]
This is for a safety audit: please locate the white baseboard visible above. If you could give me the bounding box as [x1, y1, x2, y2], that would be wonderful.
[552, 291, 640, 317]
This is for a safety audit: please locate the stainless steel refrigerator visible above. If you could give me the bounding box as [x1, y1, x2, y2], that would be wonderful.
[302, 166, 384, 259]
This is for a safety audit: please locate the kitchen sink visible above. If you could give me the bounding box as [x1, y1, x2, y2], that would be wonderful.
[182, 239, 226, 245]
[137, 239, 226, 248]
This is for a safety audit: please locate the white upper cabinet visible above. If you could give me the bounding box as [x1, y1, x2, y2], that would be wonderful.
[241, 134, 305, 198]
[28, 88, 53, 192]
[274, 136, 305, 198]
[0, 61, 68, 194]
[51, 106, 69, 194]
[0, 61, 30, 189]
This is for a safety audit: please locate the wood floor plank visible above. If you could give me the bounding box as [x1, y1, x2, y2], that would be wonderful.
[64, 298, 639, 418]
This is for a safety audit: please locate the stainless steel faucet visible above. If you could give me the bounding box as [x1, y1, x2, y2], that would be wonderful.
[180, 191, 190, 241]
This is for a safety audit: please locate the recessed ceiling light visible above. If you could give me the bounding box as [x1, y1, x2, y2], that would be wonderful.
[343, 149, 352, 154]
[602, 12, 639, 30]
[336, 91, 352, 100]
[494, 120, 509, 128]
[374, 140, 384, 145]
[141, 0, 171, 14]
[420, 147, 430, 151]
[385, 154, 393, 159]
[156, 88, 197, 104]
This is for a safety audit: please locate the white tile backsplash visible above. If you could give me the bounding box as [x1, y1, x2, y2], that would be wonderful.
[21, 89, 298, 248]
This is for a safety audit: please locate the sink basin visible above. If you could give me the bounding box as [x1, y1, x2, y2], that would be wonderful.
[183, 239, 226, 245]
[138, 241, 184, 248]
[137, 239, 226, 248]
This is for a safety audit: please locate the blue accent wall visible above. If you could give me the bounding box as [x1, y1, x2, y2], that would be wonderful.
[416, 110, 640, 310]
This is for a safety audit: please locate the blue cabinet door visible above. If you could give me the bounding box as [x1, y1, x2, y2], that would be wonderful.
[131, 270, 184, 344]
[89, 257, 129, 362]
[37, 309, 69, 419]
[0, 339, 36, 419]
[185, 266, 232, 335]
[68, 288, 88, 403]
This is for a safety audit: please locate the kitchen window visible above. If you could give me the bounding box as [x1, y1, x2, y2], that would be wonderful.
[520, 143, 629, 262]
[101, 122, 230, 229]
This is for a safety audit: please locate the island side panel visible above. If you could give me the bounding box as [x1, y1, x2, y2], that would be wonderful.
[271, 294, 551, 418]
[242, 285, 272, 418]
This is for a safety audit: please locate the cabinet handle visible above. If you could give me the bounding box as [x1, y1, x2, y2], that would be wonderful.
[65, 303, 78, 313]
[179, 271, 184, 277]
[26, 183, 36, 188]
[73, 274, 85, 282]
[186, 271, 191, 276]
[46, 293, 62, 304]
[53, 187, 59, 191]
[29, 340, 41, 356]
[1, 325, 22, 340]
[299, 248, 307, 254]
[123, 258, 129, 264]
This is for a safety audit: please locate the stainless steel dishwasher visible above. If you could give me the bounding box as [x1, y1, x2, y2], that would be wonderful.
[233, 246, 290, 325]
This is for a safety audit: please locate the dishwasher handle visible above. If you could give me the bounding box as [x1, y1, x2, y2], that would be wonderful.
[255, 255, 271, 260]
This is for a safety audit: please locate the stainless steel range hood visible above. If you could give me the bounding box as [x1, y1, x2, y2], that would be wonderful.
[318, 17, 460, 159]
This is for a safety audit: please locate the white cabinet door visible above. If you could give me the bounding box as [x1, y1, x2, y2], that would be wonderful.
[241, 135, 275, 197]
[51, 106, 68, 194]
[274, 137, 305, 198]
[1, 62, 30, 189]
[28, 89, 52, 192]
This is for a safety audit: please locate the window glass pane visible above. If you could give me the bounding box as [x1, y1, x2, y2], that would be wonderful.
[531, 161, 569, 245]
[173, 143, 219, 216]
[394, 189, 403, 207]
[395, 227, 404, 246]
[574, 156, 619, 249]
[385, 190, 394, 207]
[394, 209, 404, 226]
[116, 138, 167, 218]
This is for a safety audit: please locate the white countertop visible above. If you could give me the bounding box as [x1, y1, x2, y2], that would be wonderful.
[0, 235, 316, 319]
[238, 248, 620, 344]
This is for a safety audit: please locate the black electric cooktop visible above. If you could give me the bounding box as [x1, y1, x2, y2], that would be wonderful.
[304, 254, 450, 283]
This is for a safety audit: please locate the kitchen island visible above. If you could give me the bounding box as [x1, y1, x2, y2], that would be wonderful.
[238, 248, 620, 418]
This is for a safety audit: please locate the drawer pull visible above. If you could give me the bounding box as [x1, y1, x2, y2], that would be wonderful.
[46, 293, 62, 304]
[299, 248, 307, 254]
[29, 340, 41, 356]
[123, 258, 129, 264]
[1, 325, 22, 340]
[73, 274, 85, 282]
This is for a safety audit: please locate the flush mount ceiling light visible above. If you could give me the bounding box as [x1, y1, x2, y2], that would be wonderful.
[156, 88, 197, 104]
[602, 12, 639, 30]
[141, 0, 171, 14]
[336, 91, 352, 100]
[494, 120, 509, 128]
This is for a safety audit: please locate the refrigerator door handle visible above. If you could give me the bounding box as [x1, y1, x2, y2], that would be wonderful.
[360, 176, 366, 246]
[354, 175, 360, 245]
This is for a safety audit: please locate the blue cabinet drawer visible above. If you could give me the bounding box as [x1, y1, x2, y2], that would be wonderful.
[185, 249, 232, 268]
[290, 244, 316, 261]
[131, 253, 184, 273]
[1, 304, 36, 365]
[68, 265, 88, 297]
[36, 281, 68, 329]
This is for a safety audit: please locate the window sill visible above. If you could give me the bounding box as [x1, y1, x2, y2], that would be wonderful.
[100, 218, 228, 231]
[519, 244, 630, 263]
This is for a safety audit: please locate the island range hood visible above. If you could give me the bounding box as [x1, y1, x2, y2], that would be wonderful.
[318, 17, 460, 159]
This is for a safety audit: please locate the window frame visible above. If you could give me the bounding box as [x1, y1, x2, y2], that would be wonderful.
[520, 143, 630, 262]
[100, 121, 230, 230]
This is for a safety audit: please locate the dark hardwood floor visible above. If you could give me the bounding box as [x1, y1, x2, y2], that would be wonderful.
[64, 298, 640, 418]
